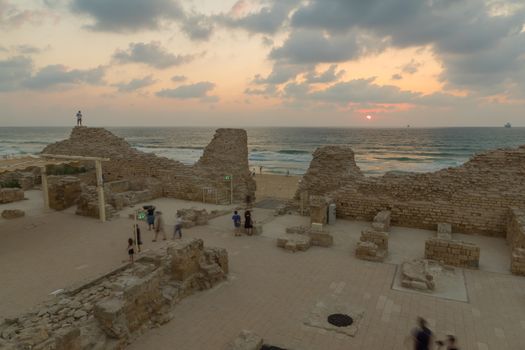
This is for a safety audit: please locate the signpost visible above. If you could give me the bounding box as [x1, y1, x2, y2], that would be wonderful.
[224, 175, 233, 204]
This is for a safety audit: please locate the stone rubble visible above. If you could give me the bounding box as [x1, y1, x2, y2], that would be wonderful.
[1, 209, 25, 219]
[400, 259, 437, 291]
[0, 188, 24, 204]
[355, 211, 391, 262]
[0, 239, 228, 350]
[226, 330, 263, 350]
[277, 225, 334, 252]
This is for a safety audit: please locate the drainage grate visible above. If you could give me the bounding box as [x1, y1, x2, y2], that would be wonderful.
[261, 346, 287, 350]
[327, 313, 354, 327]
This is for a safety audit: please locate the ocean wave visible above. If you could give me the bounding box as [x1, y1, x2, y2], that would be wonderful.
[277, 149, 310, 155]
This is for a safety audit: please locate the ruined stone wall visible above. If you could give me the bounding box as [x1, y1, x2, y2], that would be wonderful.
[425, 238, 480, 268]
[297, 145, 525, 236]
[42, 127, 256, 205]
[0, 239, 228, 350]
[507, 208, 525, 275]
[0, 188, 24, 204]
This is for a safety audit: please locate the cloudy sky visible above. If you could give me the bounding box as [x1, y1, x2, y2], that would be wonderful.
[0, 0, 524, 127]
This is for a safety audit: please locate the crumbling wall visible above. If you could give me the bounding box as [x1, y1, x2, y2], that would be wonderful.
[0, 188, 24, 204]
[42, 127, 255, 205]
[424, 238, 480, 268]
[0, 239, 228, 349]
[507, 208, 525, 275]
[297, 145, 525, 236]
[47, 176, 81, 210]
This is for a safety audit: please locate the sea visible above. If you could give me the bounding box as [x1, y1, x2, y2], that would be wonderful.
[1, 127, 524, 176]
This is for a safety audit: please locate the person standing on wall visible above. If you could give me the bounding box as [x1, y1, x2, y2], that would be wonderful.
[76, 110, 82, 126]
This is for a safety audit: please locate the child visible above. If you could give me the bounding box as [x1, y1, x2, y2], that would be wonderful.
[232, 210, 241, 236]
[127, 238, 135, 263]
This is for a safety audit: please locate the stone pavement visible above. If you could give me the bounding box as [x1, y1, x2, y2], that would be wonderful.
[1, 196, 524, 350]
[128, 213, 525, 350]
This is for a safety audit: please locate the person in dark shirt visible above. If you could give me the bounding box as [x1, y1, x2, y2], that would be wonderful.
[244, 210, 253, 235]
[413, 317, 432, 350]
[144, 205, 155, 230]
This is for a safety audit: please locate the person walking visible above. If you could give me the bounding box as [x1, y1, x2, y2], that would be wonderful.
[153, 211, 166, 241]
[76, 110, 82, 126]
[244, 210, 253, 235]
[232, 210, 241, 236]
[173, 213, 183, 239]
[412, 317, 433, 350]
[259, 166, 263, 174]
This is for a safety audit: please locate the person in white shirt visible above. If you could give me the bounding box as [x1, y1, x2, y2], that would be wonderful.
[173, 214, 183, 239]
[76, 110, 83, 126]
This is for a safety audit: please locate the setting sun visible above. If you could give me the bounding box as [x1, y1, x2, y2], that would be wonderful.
[366, 115, 372, 120]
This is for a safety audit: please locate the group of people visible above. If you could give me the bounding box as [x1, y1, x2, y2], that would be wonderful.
[412, 317, 459, 350]
[232, 209, 254, 236]
[127, 205, 183, 263]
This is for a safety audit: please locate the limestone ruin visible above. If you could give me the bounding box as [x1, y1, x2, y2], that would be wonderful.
[507, 208, 525, 275]
[355, 210, 391, 262]
[296, 144, 525, 237]
[0, 239, 228, 350]
[277, 225, 334, 252]
[0, 188, 24, 204]
[5, 127, 258, 219]
[400, 259, 437, 291]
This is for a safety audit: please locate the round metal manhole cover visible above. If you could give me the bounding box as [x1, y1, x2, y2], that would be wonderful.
[327, 313, 353, 327]
[262, 346, 287, 350]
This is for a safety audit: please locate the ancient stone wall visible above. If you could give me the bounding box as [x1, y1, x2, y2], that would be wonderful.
[48, 176, 82, 210]
[0, 188, 24, 204]
[424, 238, 480, 268]
[42, 127, 256, 205]
[0, 239, 228, 350]
[297, 145, 525, 236]
[507, 208, 525, 275]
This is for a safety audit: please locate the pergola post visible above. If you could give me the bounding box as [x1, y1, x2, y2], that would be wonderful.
[95, 160, 106, 222]
[41, 166, 50, 209]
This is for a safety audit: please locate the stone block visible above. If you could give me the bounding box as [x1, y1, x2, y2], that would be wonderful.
[94, 298, 128, 339]
[437, 223, 453, 239]
[0, 188, 24, 204]
[373, 210, 391, 231]
[424, 238, 479, 268]
[1, 209, 25, 219]
[311, 222, 323, 232]
[226, 330, 263, 350]
[168, 239, 204, 281]
[48, 176, 81, 210]
[309, 231, 333, 247]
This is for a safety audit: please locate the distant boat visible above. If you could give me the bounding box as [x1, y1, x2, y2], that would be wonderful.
[407, 124, 410, 128]
[505, 122, 512, 128]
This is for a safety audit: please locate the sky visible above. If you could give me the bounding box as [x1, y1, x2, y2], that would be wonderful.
[0, 0, 524, 127]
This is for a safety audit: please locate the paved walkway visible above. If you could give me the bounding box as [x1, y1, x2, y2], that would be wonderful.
[1, 197, 524, 349]
[128, 213, 525, 350]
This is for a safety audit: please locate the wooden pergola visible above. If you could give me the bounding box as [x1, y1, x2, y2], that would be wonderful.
[0, 154, 110, 222]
